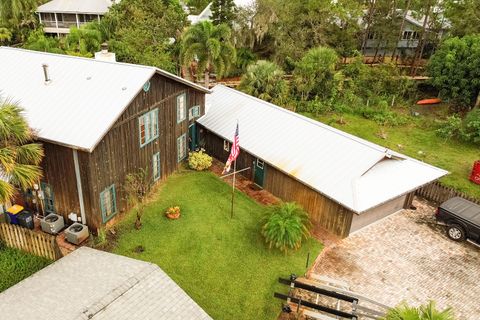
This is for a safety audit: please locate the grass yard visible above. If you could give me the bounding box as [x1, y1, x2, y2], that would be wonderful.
[0, 244, 52, 292]
[306, 111, 480, 199]
[113, 171, 322, 320]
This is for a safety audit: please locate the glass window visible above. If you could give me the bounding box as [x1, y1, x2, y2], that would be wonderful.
[100, 185, 117, 222]
[138, 109, 159, 147]
[153, 152, 161, 181]
[189, 105, 200, 120]
[177, 93, 187, 123]
[177, 134, 187, 162]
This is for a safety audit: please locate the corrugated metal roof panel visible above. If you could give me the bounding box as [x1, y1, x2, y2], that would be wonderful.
[0, 47, 208, 152]
[37, 0, 116, 14]
[199, 85, 448, 213]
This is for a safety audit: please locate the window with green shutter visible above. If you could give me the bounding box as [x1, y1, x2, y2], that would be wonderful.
[138, 109, 159, 147]
[100, 185, 117, 223]
[177, 134, 187, 162]
[153, 152, 161, 181]
[177, 93, 187, 123]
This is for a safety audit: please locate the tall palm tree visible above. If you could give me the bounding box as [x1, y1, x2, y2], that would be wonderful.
[180, 21, 236, 88]
[0, 0, 37, 25]
[0, 97, 43, 204]
[383, 301, 455, 320]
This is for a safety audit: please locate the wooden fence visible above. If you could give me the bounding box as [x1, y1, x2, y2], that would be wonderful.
[0, 223, 61, 260]
[416, 181, 480, 205]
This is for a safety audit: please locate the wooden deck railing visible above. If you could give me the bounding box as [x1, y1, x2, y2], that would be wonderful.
[416, 181, 480, 205]
[0, 223, 62, 260]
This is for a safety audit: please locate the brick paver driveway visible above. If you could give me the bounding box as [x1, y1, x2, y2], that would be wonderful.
[313, 198, 479, 320]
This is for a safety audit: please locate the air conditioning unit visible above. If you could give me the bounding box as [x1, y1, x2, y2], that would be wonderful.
[40, 213, 65, 235]
[65, 223, 89, 245]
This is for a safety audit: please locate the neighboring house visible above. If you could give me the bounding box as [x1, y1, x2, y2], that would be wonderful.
[37, 0, 119, 36]
[187, 0, 253, 24]
[198, 85, 448, 237]
[363, 10, 450, 57]
[0, 247, 212, 319]
[0, 47, 209, 232]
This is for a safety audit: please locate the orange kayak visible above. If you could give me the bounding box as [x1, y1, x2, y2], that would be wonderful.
[417, 98, 442, 105]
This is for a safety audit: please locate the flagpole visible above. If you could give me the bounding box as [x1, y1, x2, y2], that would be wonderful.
[231, 159, 236, 218]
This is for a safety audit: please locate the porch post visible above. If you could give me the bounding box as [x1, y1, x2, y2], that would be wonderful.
[72, 149, 87, 225]
[54, 12, 59, 36]
[76, 13, 80, 28]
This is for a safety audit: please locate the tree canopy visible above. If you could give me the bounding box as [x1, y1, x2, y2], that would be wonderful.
[211, 0, 236, 26]
[428, 35, 480, 111]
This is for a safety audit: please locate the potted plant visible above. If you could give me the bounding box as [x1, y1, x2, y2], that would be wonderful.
[165, 206, 181, 220]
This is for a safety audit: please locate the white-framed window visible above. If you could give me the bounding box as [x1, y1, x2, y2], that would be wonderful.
[223, 140, 230, 152]
[256, 159, 264, 169]
[153, 152, 161, 181]
[139, 109, 159, 147]
[189, 105, 200, 120]
[177, 93, 187, 123]
[177, 134, 187, 162]
[100, 185, 117, 223]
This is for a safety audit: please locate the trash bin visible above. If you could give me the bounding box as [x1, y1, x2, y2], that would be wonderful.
[17, 210, 34, 230]
[470, 160, 480, 185]
[6, 205, 24, 225]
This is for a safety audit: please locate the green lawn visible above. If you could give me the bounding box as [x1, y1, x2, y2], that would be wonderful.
[305, 111, 480, 199]
[0, 244, 52, 292]
[113, 171, 322, 320]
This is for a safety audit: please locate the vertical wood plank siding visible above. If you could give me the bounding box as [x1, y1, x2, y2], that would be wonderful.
[36, 74, 205, 232]
[200, 128, 354, 237]
[41, 143, 80, 222]
[83, 74, 205, 231]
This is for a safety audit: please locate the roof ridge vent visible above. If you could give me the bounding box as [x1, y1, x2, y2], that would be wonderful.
[42, 64, 52, 85]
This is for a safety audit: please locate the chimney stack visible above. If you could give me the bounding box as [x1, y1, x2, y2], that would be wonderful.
[42, 64, 51, 84]
[95, 42, 116, 62]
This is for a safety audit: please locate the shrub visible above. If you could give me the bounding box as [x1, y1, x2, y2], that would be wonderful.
[261, 202, 311, 253]
[436, 115, 463, 141]
[188, 149, 213, 171]
[463, 108, 480, 144]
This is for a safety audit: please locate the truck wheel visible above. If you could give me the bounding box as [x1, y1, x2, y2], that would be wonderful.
[447, 224, 466, 242]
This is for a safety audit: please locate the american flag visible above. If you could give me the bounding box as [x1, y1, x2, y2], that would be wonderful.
[223, 123, 240, 174]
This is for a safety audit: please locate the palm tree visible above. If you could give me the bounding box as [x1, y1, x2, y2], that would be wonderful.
[238, 60, 288, 104]
[0, 0, 37, 25]
[0, 97, 43, 204]
[180, 21, 236, 88]
[383, 301, 455, 320]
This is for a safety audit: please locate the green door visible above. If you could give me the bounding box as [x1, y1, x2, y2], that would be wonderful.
[254, 159, 266, 187]
[41, 182, 55, 213]
[189, 124, 198, 151]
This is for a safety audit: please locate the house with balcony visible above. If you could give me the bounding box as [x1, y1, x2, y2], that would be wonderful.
[37, 0, 119, 36]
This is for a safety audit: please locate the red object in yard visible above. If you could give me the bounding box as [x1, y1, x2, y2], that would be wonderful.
[470, 161, 480, 185]
[416, 98, 442, 105]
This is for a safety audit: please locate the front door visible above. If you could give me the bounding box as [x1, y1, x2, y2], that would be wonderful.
[189, 124, 198, 151]
[41, 182, 55, 214]
[254, 159, 266, 188]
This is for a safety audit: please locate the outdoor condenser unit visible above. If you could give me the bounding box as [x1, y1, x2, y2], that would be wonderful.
[65, 223, 89, 245]
[40, 213, 65, 235]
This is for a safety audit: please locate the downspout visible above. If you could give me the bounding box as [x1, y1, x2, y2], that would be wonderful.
[72, 149, 87, 224]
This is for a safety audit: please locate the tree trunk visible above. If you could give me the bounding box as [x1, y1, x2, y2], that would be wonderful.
[361, 0, 377, 55]
[204, 69, 210, 89]
[411, 1, 432, 76]
[391, 0, 412, 60]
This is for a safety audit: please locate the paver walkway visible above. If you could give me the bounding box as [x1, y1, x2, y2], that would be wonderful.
[312, 198, 479, 320]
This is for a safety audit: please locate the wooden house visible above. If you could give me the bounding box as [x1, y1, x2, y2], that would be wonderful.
[197, 85, 448, 237]
[0, 47, 209, 232]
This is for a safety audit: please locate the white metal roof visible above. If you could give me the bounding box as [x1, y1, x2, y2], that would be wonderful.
[37, 0, 117, 14]
[0, 247, 212, 320]
[199, 85, 448, 213]
[0, 47, 209, 152]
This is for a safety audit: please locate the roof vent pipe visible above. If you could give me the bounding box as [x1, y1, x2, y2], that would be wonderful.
[101, 42, 108, 54]
[42, 64, 51, 84]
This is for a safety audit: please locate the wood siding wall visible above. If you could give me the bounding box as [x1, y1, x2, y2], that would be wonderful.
[82, 73, 205, 230]
[41, 142, 80, 222]
[200, 128, 354, 237]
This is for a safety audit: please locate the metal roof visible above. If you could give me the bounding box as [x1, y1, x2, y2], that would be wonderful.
[0, 47, 209, 152]
[198, 85, 448, 213]
[37, 0, 117, 14]
[0, 247, 212, 319]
